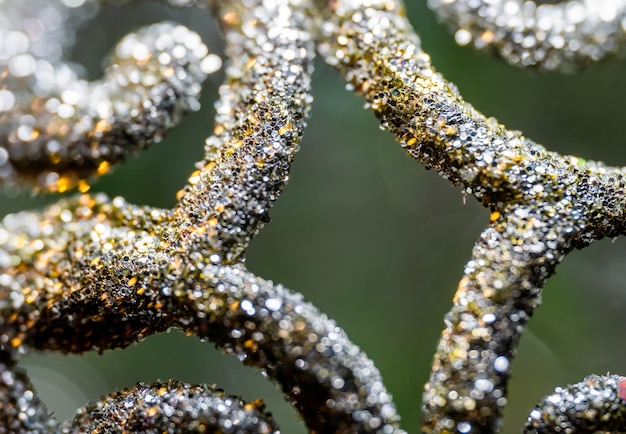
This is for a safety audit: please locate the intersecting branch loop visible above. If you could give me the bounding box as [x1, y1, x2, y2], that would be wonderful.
[2, 0, 626, 433]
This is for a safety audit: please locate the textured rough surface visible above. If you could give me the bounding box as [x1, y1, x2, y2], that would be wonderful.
[317, 0, 626, 431]
[1, 0, 626, 433]
[524, 374, 626, 433]
[0, 0, 404, 432]
[429, 0, 626, 70]
[64, 380, 279, 433]
[0, 0, 221, 192]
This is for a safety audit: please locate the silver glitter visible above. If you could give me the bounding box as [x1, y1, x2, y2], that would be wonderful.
[524, 374, 626, 433]
[429, 0, 626, 70]
[0, 0, 404, 432]
[317, 0, 626, 431]
[0, 0, 218, 192]
[2, 0, 626, 432]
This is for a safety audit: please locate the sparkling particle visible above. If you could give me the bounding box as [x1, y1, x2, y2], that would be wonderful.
[493, 356, 509, 373]
[201, 53, 222, 73]
[457, 421, 472, 433]
[0, 148, 8, 166]
[454, 29, 472, 46]
[474, 378, 494, 393]
[0, 90, 15, 112]
[264, 297, 282, 311]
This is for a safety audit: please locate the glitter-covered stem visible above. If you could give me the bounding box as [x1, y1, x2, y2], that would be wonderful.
[0, 0, 220, 192]
[428, 0, 626, 70]
[315, 0, 626, 214]
[524, 374, 626, 433]
[3, 0, 626, 432]
[173, 0, 315, 262]
[0, 193, 403, 432]
[63, 380, 279, 433]
[179, 264, 405, 433]
[0, 194, 174, 358]
[316, 0, 626, 431]
[0, 355, 56, 433]
[422, 206, 580, 432]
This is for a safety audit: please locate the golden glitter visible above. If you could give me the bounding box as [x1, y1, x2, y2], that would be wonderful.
[445, 125, 458, 136]
[278, 123, 292, 135]
[77, 179, 91, 193]
[146, 407, 158, 417]
[94, 120, 110, 134]
[97, 161, 110, 176]
[56, 176, 72, 193]
[480, 30, 494, 45]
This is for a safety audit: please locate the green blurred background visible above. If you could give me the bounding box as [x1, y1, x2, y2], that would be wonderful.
[3, 1, 626, 432]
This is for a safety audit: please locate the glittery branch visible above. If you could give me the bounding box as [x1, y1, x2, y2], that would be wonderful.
[0, 194, 403, 432]
[524, 374, 626, 433]
[428, 0, 626, 70]
[0, 356, 56, 433]
[0, 0, 402, 431]
[317, 0, 626, 220]
[422, 208, 578, 432]
[317, 0, 626, 431]
[181, 265, 405, 433]
[1, 357, 280, 433]
[0, 0, 220, 192]
[2, 0, 626, 432]
[173, 0, 315, 262]
[65, 381, 279, 433]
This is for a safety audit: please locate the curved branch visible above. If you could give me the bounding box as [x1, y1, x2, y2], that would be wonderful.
[428, 0, 626, 70]
[316, 0, 626, 223]
[173, 0, 315, 262]
[0, 194, 173, 357]
[524, 374, 626, 433]
[64, 380, 279, 433]
[178, 265, 405, 433]
[0, 356, 56, 433]
[0, 192, 404, 431]
[3, 0, 626, 432]
[1, 349, 280, 433]
[0, 0, 219, 191]
[315, 2, 626, 430]
[422, 207, 579, 432]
